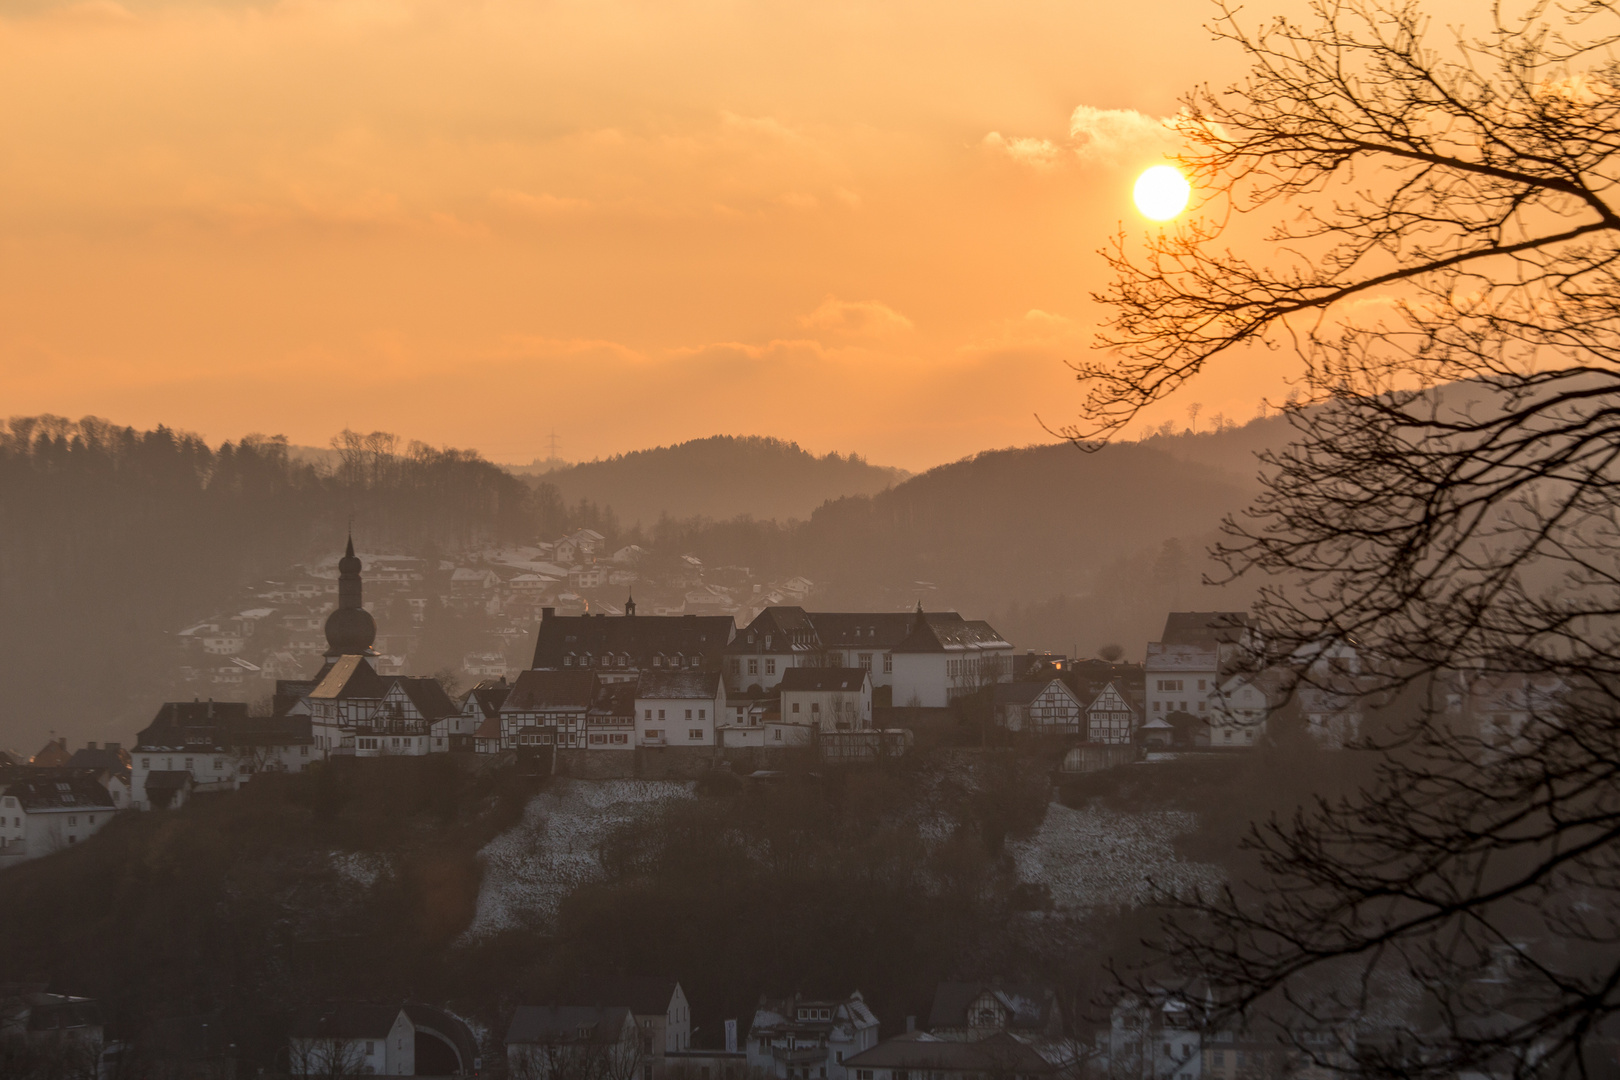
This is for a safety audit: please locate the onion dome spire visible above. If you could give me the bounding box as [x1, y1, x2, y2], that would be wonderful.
[324, 533, 378, 657]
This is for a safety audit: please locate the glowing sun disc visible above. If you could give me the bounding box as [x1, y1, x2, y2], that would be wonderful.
[1134, 164, 1191, 221]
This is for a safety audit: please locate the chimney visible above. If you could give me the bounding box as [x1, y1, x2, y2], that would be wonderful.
[86, 741, 97, 751]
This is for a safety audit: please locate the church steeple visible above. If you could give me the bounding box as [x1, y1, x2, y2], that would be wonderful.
[625, 591, 637, 617]
[324, 533, 378, 657]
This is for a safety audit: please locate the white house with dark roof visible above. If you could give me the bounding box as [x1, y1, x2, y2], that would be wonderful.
[745, 992, 879, 1080]
[0, 774, 117, 865]
[636, 671, 726, 748]
[891, 608, 1016, 709]
[505, 1005, 639, 1080]
[1145, 612, 1250, 723]
[779, 668, 873, 732]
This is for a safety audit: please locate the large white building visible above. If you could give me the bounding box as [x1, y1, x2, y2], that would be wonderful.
[0, 774, 117, 866]
[1144, 612, 1250, 723]
[746, 992, 880, 1080]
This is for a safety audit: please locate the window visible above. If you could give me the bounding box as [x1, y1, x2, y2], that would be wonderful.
[698, 709, 706, 720]
[685, 709, 693, 721]
[565, 656, 573, 666]
[658, 709, 666, 721]
[883, 653, 893, 674]
[859, 654, 872, 671]
[792, 703, 800, 713]
[213, 758, 224, 769]
[810, 703, 820, 714]
[645, 710, 652, 720]
[365, 1042, 374, 1055]
[1197, 679, 1207, 690]
[612, 734, 629, 744]
[748, 659, 759, 675]
[689, 729, 703, 740]
[141, 759, 149, 769]
[730, 659, 741, 674]
[184, 758, 194, 769]
[766, 659, 776, 675]
[774, 729, 782, 741]
[647, 730, 663, 740]
[67, 816, 77, 826]
[1157, 680, 1183, 692]
[301, 745, 309, 756]
[88, 815, 95, 824]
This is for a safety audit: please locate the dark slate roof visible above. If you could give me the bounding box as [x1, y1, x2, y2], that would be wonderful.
[29, 739, 72, 767]
[231, 716, 313, 746]
[4, 775, 117, 811]
[288, 1003, 402, 1040]
[394, 676, 457, 720]
[401, 1003, 479, 1068]
[1159, 611, 1249, 646]
[308, 656, 388, 701]
[927, 983, 1057, 1032]
[804, 612, 923, 650]
[463, 678, 513, 719]
[143, 771, 194, 792]
[844, 1033, 1054, 1073]
[504, 670, 598, 712]
[892, 609, 1012, 654]
[636, 671, 723, 700]
[588, 681, 639, 720]
[730, 607, 821, 654]
[506, 1005, 633, 1046]
[574, 977, 681, 1017]
[531, 611, 735, 669]
[20, 995, 102, 1034]
[65, 747, 130, 775]
[992, 682, 1049, 707]
[779, 668, 870, 693]
[147, 701, 251, 727]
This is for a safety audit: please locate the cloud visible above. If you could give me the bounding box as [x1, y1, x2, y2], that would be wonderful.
[980, 133, 1063, 169]
[799, 296, 914, 337]
[1066, 105, 1176, 162]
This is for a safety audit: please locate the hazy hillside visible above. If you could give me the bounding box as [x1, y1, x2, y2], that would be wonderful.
[537, 436, 908, 525]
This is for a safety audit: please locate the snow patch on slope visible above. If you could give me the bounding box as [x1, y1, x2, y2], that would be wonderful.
[461, 779, 694, 940]
[1009, 802, 1223, 909]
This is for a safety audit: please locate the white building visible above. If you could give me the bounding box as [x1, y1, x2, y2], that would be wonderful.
[636, 671, 726, 747]
[1145, 612, 1249, 721]
[130, 700, 313, 809]
[506, 1006, 639, 1080]
[746, 992, 880, 1080]
[779, 668, 873, 732]
[0, 774, 117, 867]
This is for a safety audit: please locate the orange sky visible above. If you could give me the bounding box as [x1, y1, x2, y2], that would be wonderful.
[0, 0, 1373, 471]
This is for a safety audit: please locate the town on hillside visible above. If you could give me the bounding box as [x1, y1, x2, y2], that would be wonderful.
[0, 541, 1568, 1079]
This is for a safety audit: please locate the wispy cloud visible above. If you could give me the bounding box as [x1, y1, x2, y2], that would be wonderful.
[799, 296, 914, 337]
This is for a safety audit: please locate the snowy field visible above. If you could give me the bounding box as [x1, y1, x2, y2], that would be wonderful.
[1008, 802, 1225, 909]
[461, 779, 694, 940]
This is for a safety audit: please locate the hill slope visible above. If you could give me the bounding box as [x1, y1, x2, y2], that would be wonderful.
[534, 436, 907, 524]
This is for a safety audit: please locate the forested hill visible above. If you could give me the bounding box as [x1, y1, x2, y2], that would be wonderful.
[532, 436, 908, 524]
[0, 418, 586, 749]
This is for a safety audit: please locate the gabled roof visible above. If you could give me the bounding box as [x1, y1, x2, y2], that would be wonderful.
[992, 680, 1068, 707]
[927, 982, 1057, 1032]
[474, 715, 501, 741]
[308, 656, 388, 701]
[779, 668, 870, 693]
[588, 681, 639, 719]
[29, 739, 72, 768]
[393, 676, 458, 720]
[574, 977, 681, 1017]
[532, 611, 735, 669]
[1085, 680, 1139, 715]
[288, 1003, 402, 1040]
[1159, 611, 1249, 645]
[65, 747, 130, 774]
[463, 678, 513, 719]
[503, 670, 598, 712]
[143, 771, 194, 792]
[506, 1005, 633, 1046]
[636, 671, 723, 700]
[3, 774, 117, 811]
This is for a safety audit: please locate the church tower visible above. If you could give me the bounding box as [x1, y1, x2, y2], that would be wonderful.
[323, 535, 378, 658]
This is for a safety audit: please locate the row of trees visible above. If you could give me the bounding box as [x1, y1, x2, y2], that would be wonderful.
[0, 417, 599, 749]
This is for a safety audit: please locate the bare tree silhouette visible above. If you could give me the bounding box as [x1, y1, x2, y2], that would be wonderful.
[1073, 1, 1620, 1077]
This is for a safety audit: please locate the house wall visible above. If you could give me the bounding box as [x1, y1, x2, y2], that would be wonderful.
[635, 693, 724, 747]
[891, 654, 949, 709]
[132, 750, 239, 809]
[780, 687, 872, 732]
[0, 801, 112, 862]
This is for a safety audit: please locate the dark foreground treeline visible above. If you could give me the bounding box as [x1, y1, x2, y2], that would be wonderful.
[0, 417, 606, 740]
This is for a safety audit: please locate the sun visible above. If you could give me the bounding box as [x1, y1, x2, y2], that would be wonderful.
[1133, 164, 1191, 221]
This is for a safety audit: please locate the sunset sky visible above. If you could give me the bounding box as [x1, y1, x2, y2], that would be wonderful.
[1, 0, 1367, 471]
